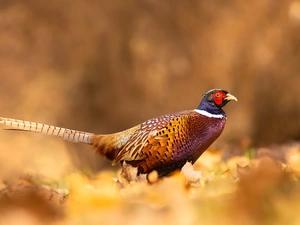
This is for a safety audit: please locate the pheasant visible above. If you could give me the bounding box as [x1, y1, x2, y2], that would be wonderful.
[0, 89, 237, 177]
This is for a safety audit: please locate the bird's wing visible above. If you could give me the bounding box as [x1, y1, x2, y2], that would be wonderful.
[112, 111, 191, 165]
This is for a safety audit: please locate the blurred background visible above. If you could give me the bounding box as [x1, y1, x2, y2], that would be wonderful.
[0, 0, 299, 178]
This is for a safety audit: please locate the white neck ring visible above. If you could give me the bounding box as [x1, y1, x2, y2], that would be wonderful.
[194, 109, 225, 119]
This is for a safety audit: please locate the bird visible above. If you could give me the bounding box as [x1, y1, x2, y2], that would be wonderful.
[0, 89, 237, 178]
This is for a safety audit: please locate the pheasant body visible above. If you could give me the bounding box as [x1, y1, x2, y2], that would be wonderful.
[0, 89, 237, 178]
[119, 110, 226, 177]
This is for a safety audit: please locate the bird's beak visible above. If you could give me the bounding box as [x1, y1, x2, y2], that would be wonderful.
[225, 93, 238, 102]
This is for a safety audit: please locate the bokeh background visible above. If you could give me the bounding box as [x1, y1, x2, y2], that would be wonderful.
[0, 0, 299, 177]
[1, 1, 300, 225]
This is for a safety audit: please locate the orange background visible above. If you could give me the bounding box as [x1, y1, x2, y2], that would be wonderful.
[0, 0, 299, 178]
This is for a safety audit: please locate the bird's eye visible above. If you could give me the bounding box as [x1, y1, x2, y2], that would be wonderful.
[215, 93, 220, 98]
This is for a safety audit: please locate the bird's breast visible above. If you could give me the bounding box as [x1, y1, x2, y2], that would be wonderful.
[182, 112, 226, 162]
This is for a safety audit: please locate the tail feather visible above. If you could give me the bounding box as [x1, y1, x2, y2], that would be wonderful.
[0, 117, 94, 144]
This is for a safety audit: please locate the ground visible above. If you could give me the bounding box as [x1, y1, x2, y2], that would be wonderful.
[1, 143, 300, 225]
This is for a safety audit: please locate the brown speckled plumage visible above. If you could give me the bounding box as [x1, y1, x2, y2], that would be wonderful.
[92, 110, 226, 177]
[0, 89, 237, 177]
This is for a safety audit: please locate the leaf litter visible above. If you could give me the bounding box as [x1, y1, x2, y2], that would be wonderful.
[0, 142, 300, 225]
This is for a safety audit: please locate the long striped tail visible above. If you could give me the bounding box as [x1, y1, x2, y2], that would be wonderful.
[0, 117, 94, 144]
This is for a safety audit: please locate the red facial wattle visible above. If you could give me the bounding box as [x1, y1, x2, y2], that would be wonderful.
[212, 91, 226, 105]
